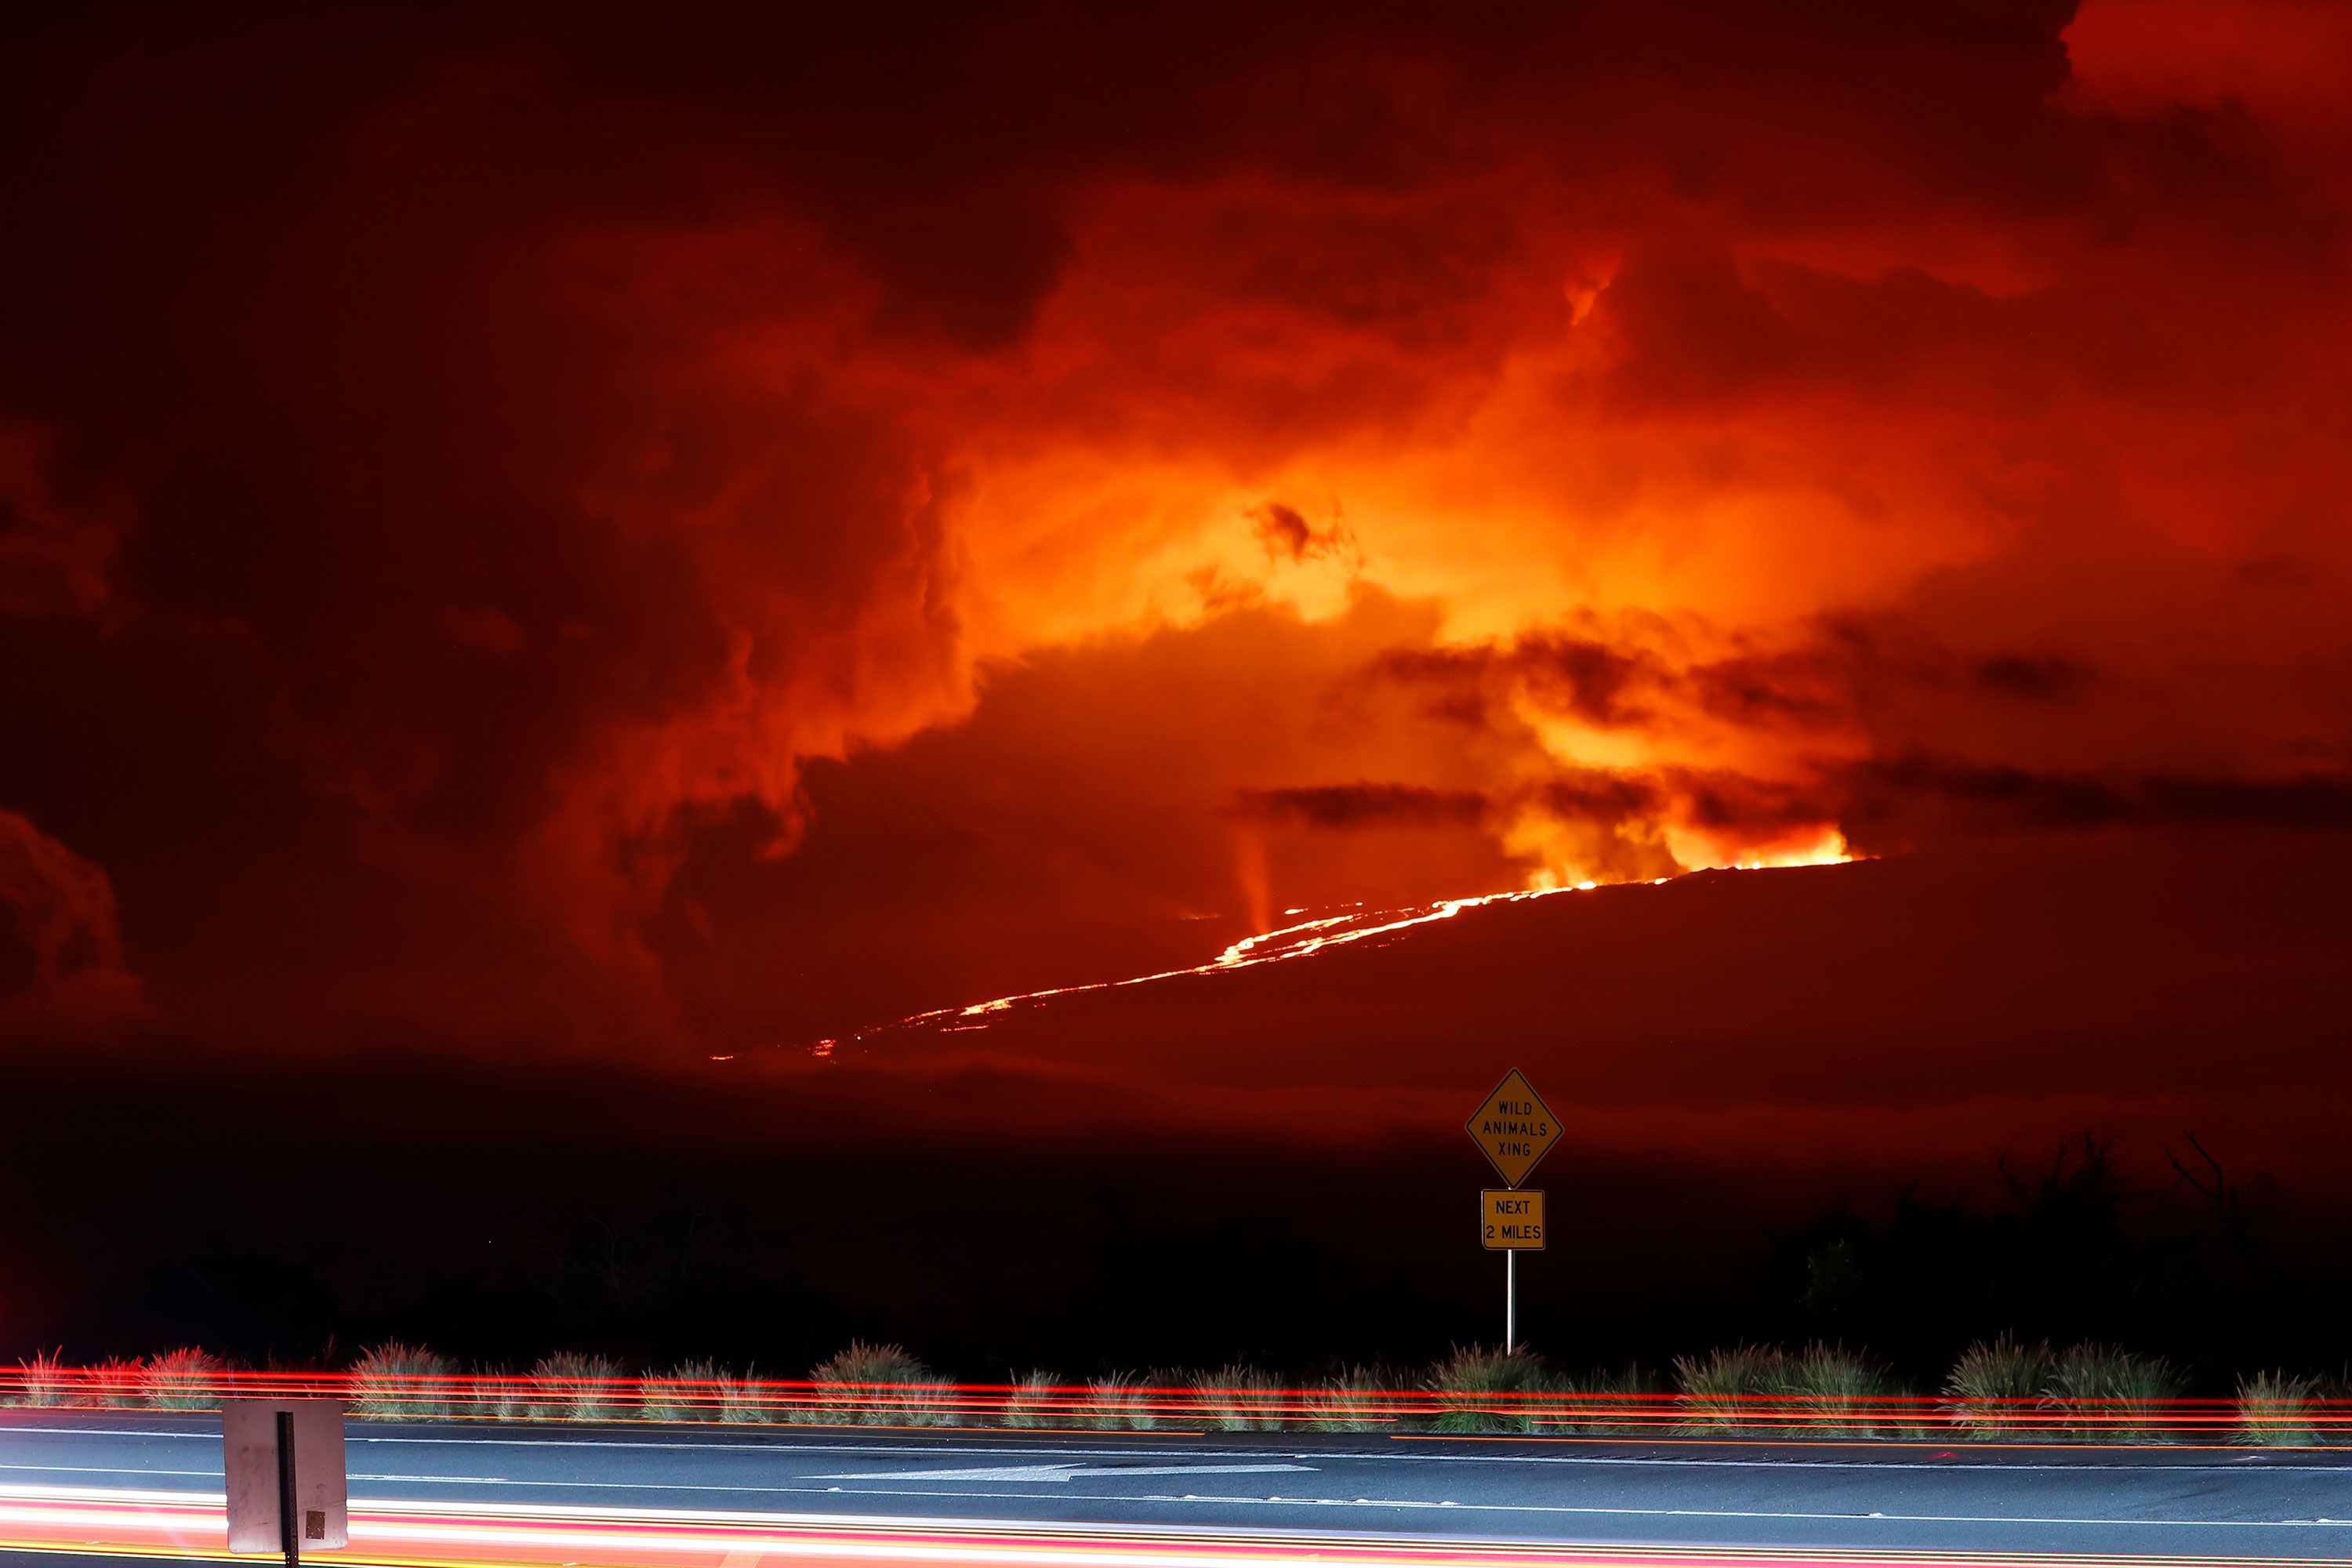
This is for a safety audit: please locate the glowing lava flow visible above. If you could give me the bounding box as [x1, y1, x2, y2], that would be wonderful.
[898, 889, 1564, 1033]
[837, 840, 1854, 1052]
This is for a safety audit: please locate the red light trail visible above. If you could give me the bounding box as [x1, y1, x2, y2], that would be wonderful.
[2, 1365, 2341, 1442]
[0, 1485, 2331, 1568]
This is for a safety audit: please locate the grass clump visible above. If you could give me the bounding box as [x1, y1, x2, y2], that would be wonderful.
[13, 1349, 71, 1408]
[89, 1357, 145, 1408]
[2234, 1371, 2318, 1446]
[720, 1367, 782, 1424]
[141, 1348, 223, 1410]
[641, 1359, 725, 1424]
[2043, 1343, 2182, 1442]
[1557, 1363, 1654, 1438]
[1673, 1344, 1786, 1436]
[1192, 1364, 1287, 1431]
[1427, 1345, 1562, 1433]
[1785, 1343, 1897, 1437]
[1000, 1370, 1062, 1429]
[1306, 1366, 1394, 1432]
[525, 1353, 626, 1421]
[469, 1369, 532, 1421]
[1083, 1370, 1160, 1431]
[1670, 1344, 1896, 1439]
[1943, 1335, 2052, 1439]
[352, 1341, 456, 1419]
[812, 1341, 951, 1427]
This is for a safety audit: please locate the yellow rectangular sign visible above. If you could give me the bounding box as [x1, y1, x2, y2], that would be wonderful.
[1482, 1188, 1545, 1250]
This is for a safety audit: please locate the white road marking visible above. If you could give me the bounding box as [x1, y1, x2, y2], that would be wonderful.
[811, 1465, 1314, 1483]
[677, 1483, 2352, 1531]
[4, 1476, 2347, 1555]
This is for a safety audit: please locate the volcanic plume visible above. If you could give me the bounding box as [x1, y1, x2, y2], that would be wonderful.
[0, 0, 2346, 1163]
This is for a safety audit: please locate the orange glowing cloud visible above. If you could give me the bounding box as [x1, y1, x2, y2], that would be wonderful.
[2, 2, 2348, 1058]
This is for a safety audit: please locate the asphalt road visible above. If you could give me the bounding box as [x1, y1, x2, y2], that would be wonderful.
[6, 1410, 2352, 1562]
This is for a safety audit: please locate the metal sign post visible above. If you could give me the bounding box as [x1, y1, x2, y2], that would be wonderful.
[1467, 1070, 1559, 1352]
[224, 1399, 347, 1559]
[275, 1410, 297, 1568]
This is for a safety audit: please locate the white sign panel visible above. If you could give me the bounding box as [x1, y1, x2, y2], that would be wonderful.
[223, 1399, 348, 1554]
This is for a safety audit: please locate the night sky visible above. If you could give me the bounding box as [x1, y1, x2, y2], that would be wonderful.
[4, 2, 2350, 1369]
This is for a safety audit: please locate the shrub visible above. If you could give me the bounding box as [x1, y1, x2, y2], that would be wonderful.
[2234, 1371, 2318, 1446]
[2044, 1344, 2182, 1443]
[1192, 1364, 1287, 1432]
[525, 1353, 626, 1421]
[14, 1349, 71, 1408]
[1944, 1336, 2053, 1439]
[1083, 1370, 1160, 1431]
[1000, 1370, 1062, 1429]
[811, 1341, 950, 1427]
[142, 1348, 223, 1410]
[1428, 1345, 1561, 1433]
[352, 1341, 455, 1420]
[1673, 1344, 1785, 1436]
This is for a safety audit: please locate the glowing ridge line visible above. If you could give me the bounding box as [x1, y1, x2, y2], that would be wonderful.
[876, 888, 1571, 1038]
[825, 844, 1853, 1052]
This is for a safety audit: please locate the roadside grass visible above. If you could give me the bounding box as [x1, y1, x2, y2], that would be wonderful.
[1427, 1345, 1562, 1433]
[90, 1356, 146, 1408]
[473, 1369, 532, 1421]
[2328, 1372, 2352, 1446]
[641, 1359, 722, 1424]
[1672, 1344, 1784, 1436]
[1000, 1370, 1061, 1428]
[1083, 1370, 1160, 1431]
[1306, 1365, 1395, 1432]
[141, 1348, 222, 1410]
[812, 1341, 952, 1427]
[525, 1353, 625, 1421]
[1192, 1364, 1287, 1431]
[2044, 1344, 2182, 1442]
[28, 1340, 2346, 1447]
[13, 1349, 71, 1408]
[2234, 1371, 2319, 1446]
[352, 1341, 455, 1419]
[1943, 1335, 2053, 1439]
[718, 1367, 780, 1423]
[1787, 1343, 1899, 1438]
[1555, 1363, 1653, 1437]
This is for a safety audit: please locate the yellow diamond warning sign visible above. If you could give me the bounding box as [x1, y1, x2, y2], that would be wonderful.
[1466, 1068, 1559, 1188]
